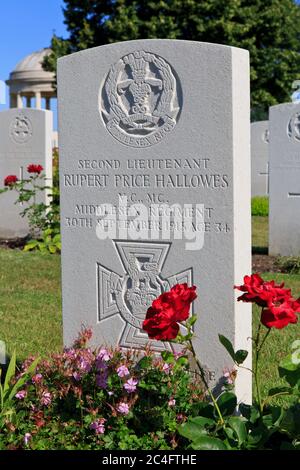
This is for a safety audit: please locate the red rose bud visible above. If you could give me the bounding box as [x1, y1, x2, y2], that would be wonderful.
[143, 283, 197, 341]
[234, 273, 291, 307]
[4, 175, 18, 186]
[27, 164, 43, 174]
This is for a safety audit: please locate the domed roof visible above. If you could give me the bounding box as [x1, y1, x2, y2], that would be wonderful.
[8, 48, 55, 83]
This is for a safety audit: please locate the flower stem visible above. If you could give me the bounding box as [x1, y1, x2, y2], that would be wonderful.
[187, 339, 224, 426]
[254, 317, 271, 414]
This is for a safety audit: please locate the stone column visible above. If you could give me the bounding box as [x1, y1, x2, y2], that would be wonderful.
[35, 91, 42, 109]
[17, 93, 23, 108]
[10, 94, 17, 108]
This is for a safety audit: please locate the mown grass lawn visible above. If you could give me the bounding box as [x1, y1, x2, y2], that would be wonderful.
[252, 216, 269, 252]
[0, 248, 62, 359]
[0, 215, 300, 405]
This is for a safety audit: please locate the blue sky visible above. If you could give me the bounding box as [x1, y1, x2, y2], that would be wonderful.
[0, 0, 67, 125]
[1, 0, 300, 124]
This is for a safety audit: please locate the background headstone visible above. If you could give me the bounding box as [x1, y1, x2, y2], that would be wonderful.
[251, 121, 269, 196]
[0, 108, 53, 239]
[269, 102, 300, 256]
[58, 40, 252, 402]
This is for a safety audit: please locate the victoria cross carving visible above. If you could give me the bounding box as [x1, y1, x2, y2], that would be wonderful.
[97, 241, 193, 350]
[100, 51, 181, 147]
[9, 114, 33, 144]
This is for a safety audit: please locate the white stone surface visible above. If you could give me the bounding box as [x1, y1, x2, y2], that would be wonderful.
[0, 108, 53, 239]
[251, 121, 269, 196]
[58, 40, 252, 403]
[269, 102, 300, 256]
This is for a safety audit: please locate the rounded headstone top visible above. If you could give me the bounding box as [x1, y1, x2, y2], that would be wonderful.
[8, 48, 55, 83]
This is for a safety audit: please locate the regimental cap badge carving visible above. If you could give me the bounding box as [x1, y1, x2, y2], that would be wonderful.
[100, 50, 181, 148]
[9, 113, 33, 144]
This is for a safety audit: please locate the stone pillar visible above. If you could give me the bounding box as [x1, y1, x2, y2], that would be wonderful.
[45, 98, 51, 110]
[10, 94, 17, 108]
[17, 93, 23, 108]
[35, 91, 42, 109]
[26, 96, 31, 108]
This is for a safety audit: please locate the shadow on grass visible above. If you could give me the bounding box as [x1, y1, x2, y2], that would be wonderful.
[252, 246, 268, 255]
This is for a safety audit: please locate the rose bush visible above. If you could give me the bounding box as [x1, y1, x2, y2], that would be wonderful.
[142, 278, 300, 450]
[0, 156, 60, 254]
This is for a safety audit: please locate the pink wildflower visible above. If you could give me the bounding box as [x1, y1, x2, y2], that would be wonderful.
[90, 418, 106, 434]
[117, 402, 130, 415]
[15, 390, 27, 400]
[124, 378, 138, 393]
[97, 348, 111, 362]
[117, 365, 129, 377]
[40, 391, 52, 406]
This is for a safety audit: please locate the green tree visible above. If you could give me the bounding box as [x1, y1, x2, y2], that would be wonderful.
[45, 0, 300, 119]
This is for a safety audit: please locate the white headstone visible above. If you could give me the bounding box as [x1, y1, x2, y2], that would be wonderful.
[269, 103, 300, 256]
[0, 108, 53, 239]
[58, 40, 252, 402]
[251, 121, 269, 196]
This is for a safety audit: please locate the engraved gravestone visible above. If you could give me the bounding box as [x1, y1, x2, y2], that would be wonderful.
[269, 103, 300, 256]
[251, 121, 269, 196]
[0, 108, 53, 238]
[58, 40, 252, 402]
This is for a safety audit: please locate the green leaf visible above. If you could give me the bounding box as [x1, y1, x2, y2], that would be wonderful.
[161, 351, 175, 363]
[9, 357, 40, 401]
[178, 421, 208, 441]
[193, 402, 215, 419]
[235, 349, 248, 365]
[23, 240, 39, 252]
[239, 403, 260, 423]
[3, 351, 16, 397]
[224, 426, 236, 442]
[175, 356, 189, 367]
[217, 392, 237, 416]
[53, 234, 61, 244]
[228, 416, 247, 445]
[136, 356, 152, 369]
[187, 315, 197, 327]
[218, 334, 235, 362]
[178, 416, 215, 441]
[268, 386, 291, 397]
[279, 362, 300, 387]
[191, 436, 227, 450]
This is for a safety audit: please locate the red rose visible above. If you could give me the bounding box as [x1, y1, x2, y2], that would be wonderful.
[143, 283, 197, 341]
[4, 175, 18, 186]
[235, 274, 291, 307]
[27, 164, 43, 174]
[261, 299, 299, 329]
